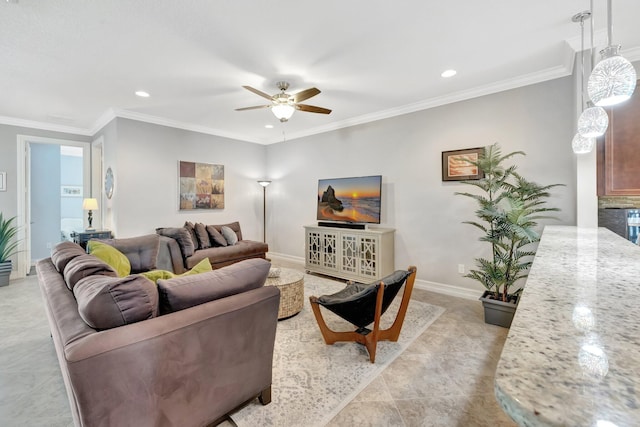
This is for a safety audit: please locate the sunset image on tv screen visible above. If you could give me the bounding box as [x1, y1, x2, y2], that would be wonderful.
[317, 175, 381, 224]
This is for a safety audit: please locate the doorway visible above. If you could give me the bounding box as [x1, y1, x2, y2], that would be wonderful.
[16, 136, 92, 277]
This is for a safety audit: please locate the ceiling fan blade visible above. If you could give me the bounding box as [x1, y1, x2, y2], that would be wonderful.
[296, 104, 332, 114]
[292, 87, 320, 103]
[242, 86, 273, 100]
[235, 105, 271, 111]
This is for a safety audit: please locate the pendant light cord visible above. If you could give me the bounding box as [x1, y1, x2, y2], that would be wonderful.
[590, 0, 595, 72]
[580, 16, 585, 111]
[606, 0, 612, 46]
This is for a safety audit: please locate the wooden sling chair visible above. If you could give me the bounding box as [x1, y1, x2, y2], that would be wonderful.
[309, 266, 417, 363]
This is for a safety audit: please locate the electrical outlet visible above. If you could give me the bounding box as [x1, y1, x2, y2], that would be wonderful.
[46, 242, 52, 249]
[458, 264, 465, 274]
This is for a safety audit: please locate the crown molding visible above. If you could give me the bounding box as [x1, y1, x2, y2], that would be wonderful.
[272, 62, 575, 144]
[89, 108, 117, 134]
[0, 115, 92, 136]
[623, 46, 640, 61]
[98, 109, 266, 144]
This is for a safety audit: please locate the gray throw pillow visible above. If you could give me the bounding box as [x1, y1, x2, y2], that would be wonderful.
[206, 225, 227, 247]
[184, 221, 199, 250]
[74, 274, 159, 330]
[156, 227, 195, 257]
[157, 258, 270, 314]
[195, 223, 211, 249]
[221, 225, 238, 245]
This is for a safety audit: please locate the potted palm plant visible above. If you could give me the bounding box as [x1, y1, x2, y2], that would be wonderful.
[456, 143, 562, 327]
[0, 213, 20, 286]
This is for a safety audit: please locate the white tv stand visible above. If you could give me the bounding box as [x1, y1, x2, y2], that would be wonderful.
[304, 224, 395, 282]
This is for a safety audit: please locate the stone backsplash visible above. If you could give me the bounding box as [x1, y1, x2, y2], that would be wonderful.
[599, 196, 640, 208]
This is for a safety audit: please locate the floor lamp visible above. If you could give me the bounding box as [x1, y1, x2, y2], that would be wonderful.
[257, 180, 271, 243]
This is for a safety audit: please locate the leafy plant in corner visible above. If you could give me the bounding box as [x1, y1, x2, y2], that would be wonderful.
[0, 212, 20, 264]
[455, 143, 563, 303]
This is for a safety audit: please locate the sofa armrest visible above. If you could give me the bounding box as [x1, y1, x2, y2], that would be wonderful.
[157, 235, 187, 274]
[64, 286, 280, 426]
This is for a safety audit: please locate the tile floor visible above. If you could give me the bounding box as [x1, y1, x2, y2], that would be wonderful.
[0, 264, 515, 427]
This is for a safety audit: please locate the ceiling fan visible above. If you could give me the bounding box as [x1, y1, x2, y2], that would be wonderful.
[235, 81, 331, 122]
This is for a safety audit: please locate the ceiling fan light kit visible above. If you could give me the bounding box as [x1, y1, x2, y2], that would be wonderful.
[236, 81, 331, 123]
[272, 105, 295, 122]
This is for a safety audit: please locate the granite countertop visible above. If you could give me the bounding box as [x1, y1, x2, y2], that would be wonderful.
[495, 225, 640, 427]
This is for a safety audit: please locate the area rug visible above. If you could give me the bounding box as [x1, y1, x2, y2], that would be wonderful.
[230, 272, 445, 427]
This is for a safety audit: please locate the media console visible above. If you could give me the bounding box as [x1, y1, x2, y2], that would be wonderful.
[304, 224, 395, 282]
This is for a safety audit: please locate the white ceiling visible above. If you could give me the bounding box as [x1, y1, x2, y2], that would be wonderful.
[1, 0, 639, 144]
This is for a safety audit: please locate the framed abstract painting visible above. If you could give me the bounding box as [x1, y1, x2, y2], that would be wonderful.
[179, 161, 224, 210]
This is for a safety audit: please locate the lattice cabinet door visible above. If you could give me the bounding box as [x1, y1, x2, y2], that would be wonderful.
[304, 225, 394, 282]
[340, 234, 358, 275]
[306, 230, 322, 267]
[358, 235, 378, 278]
[322, 231, 338, 270]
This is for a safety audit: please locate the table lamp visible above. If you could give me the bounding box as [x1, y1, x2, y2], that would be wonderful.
[82, 198, 98, 230]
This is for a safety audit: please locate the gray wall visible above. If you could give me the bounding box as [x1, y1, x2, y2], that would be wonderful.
[266, 76, 577, 294]
[94, 118, 268, 239]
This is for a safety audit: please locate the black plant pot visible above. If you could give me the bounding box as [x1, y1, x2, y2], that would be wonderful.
[479, 291, 518, 328]
[0, 260, 12, 287]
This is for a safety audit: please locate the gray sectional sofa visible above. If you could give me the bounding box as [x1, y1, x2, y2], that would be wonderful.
[36, 235, 280, 427]
[156, 221, 268, 273]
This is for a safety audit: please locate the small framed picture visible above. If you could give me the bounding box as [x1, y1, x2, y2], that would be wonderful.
[0, 172, 6, 191]
[61, 185, 82, 197]
[442, 147, 484, 181]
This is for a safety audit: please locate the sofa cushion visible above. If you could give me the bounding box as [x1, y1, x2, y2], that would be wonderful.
[73, 274, 159, 330]
[184, 221, 199, 250]
[195, 223, 211, 249]
[140, 258, 213, 283]
[63, 254, 118, 291]
[221, 225, 238, 245]
[206, 225, 227, 247]
[156, 227, 195, 258]
[87, 240, 131, 277]
[185, 241, 269, 269]
[157, 258, 271, 314]
[94, 234, 160, 273]
[51, 241, 86, 273]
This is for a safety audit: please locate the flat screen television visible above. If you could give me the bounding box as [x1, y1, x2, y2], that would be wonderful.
[317, 175, 382, 224]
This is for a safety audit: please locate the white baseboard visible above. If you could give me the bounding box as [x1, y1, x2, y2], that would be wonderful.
[267, 252, 305, 266]
[414, 279, 481, 301]
[268, 252, 481, 301]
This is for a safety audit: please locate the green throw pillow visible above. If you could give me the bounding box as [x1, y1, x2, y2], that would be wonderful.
[184, 258, 213, 275]
[87, 240, 131, 277]
[140, 269, 175, 283]
[140, 258, 213, 283]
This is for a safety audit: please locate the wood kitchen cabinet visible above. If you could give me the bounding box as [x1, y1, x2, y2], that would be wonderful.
[597, 78, 640, 196]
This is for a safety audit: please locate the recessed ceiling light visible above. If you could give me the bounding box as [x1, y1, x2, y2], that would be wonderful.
[135, 90, 150, 98]
[441, 69, 457, 78]
[265, 124, 274, 129]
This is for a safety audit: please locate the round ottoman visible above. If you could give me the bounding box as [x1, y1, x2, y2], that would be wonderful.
[265, 267, 304, 320]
